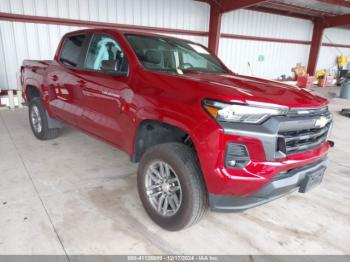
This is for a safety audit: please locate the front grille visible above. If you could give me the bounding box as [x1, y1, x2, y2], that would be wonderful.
[287, 106, 329, 117]
[277, 106, 332, 155]
[278, 123, 330, 155]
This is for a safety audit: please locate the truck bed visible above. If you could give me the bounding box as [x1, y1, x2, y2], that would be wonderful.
[22, 60, 52, 68]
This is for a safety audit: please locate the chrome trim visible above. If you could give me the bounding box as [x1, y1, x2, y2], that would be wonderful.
[287, 105, 329, 117]
[284, 126, 329, 142]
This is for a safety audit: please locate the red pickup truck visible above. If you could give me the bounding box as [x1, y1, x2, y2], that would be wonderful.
[21, 28, 333, 231]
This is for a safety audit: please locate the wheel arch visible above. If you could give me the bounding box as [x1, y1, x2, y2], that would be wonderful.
[25, 84, 41, 102]
[131, 119, 198, 163]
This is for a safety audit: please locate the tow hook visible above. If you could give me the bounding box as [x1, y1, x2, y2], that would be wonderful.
[328, 140, 335, 147]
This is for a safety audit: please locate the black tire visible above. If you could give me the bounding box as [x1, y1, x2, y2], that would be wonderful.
[29, 98, 59, 140]
[137, 142, 208, 231]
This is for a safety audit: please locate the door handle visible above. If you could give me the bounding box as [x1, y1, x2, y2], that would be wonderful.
[77, 80, 86, 87]
[51, 75, 58, 81]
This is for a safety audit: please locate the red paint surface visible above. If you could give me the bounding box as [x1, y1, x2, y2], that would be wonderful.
[323, 43, 350, 48]
[221, 33, 311, 45]
[219, 0, 269, 13]
[307, 20, 325, 76]
[318, 0, 350, 8]
[324, 13, 350, 27]
[247, 6, 317, 20]
[21, 28, 330, 196]
[255, 1, 338, 17]
[208, 4, 222, 54]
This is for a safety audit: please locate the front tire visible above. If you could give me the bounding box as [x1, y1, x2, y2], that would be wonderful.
[29, 98, 59, 140]
[137, 143, 207, 231]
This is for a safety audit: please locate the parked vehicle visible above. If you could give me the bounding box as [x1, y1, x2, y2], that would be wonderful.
[21, 28, 333, 231]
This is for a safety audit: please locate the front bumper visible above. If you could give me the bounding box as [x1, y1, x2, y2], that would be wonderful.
[209, 157, 328, 212]
[194, 106, 332, 211]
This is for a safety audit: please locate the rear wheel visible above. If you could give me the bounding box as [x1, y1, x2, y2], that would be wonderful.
[137, 143, 207, 231]
[29, 98, 59, 140]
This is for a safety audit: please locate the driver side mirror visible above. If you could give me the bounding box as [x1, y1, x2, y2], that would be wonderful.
[101, 60, 127, 76]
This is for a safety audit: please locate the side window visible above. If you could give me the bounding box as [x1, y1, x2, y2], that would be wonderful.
[182, 52, 206, 68]
[59, 34, 86, 67]
[84, 34, 128, 73]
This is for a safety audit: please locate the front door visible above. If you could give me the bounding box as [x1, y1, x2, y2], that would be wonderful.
[76, 33, 130, 147]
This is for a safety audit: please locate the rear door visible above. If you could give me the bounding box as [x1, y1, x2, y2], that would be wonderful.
[74, 33, 131, 147]
[47, 33, 90, 126]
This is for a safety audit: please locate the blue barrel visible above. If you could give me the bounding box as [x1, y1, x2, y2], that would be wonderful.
[340, 81, 350, 99]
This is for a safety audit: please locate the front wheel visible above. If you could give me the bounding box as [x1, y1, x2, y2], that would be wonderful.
[29, 98, 59, 140]
[137, 143, 207, 231]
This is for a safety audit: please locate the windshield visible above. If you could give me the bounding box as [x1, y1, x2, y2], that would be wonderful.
[125, 34, 228, 74]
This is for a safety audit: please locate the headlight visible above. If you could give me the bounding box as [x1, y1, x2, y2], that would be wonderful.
[203, 99, 288, 124]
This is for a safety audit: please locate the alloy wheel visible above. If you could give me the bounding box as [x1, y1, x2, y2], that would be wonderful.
[144, 161, 182, 216]
[31, 105, 42, 133]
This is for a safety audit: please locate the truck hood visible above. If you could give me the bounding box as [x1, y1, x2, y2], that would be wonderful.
[181, 73, 328, 108]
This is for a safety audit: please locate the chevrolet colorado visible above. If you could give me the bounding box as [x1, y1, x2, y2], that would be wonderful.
[21, 28, 333, 231]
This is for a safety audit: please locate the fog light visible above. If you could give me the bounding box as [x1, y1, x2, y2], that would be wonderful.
[226, 160, 236, 168]
[225, 143, 250, 169]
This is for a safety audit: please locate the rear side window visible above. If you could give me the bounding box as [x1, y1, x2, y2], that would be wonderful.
[59, 34, 86, 67]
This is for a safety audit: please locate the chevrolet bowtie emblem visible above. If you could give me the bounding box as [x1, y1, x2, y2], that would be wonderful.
[315, 116, 328, 128]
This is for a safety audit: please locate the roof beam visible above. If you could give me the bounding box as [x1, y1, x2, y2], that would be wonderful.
[208, 4, 222, 54]
[307, 20, 325, 75]
[196, 0, 269, 13]
[219, 0, 270, 13]
[204, 0, 268, 54]
[247, 6, 316, 20]
[323, 13, 350, 27]
[260, 2, 337, 17]
[317, 0, 350, 8]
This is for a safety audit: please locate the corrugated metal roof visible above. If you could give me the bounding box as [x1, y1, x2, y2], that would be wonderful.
[279, 0, 350, 15]
[257, 0, 350, 17]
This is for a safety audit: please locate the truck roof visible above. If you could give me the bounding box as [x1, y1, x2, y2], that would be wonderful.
[64, 28, 196, 44]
